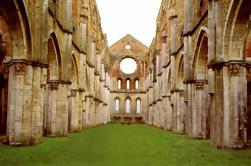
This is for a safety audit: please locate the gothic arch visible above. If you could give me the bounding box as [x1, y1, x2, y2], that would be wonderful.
[47, 33, 62, 80]
[0, 0, 31, 60]
[126, 78, 131, 90]
[117, 78, 122, 90]
[125, 97, 131, 114]
[114, 97, 120, 113]
[193, 28, 208, 80]
[191, 28, 210, 139]
[0, 0, 31, 138]
[176, 54, 184, 90]
[136, 97, 141, 115]
[223, 0, 251, 59]
[71, 53, 79, 89]
[43, 32, 63, 136]
[134, 78, 139, 89]
[223, 0, 251, 144]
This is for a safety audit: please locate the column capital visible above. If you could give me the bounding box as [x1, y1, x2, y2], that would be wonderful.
[47, 80, 59, 90]
[71, 89, 78, 97]
[228, 63, 241, 77]
[195, 81, 205, 90]
[14, 63, 26, 75]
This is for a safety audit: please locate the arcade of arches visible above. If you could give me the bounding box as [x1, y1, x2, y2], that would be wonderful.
[0, 0, 251, 149]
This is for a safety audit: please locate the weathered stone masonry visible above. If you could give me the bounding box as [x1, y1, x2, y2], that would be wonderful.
[0, 0, 251, 149]
[145, 0, 251, 149]
[0, 0, 111, 146]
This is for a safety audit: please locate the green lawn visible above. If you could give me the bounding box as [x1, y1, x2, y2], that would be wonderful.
[0, 124, 251, 166]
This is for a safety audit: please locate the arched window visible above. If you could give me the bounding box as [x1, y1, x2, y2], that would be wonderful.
[136, 99, 141, 114]
[135, 79, 139, 89]
[115, 98, 120, 112]
[126, 79, 130, 90]
[118, 79, 121, 90]
[126, 99, 130, 114]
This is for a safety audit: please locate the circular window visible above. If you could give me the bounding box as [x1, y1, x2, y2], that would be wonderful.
[120, 58, 137, 74]
[125, 44, 131, 50]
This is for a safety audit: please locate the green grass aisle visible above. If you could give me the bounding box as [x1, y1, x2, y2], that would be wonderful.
[0, 124, 251, 166]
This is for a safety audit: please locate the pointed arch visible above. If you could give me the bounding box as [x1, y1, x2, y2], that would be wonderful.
[117, 78, 122, 90]
[136, 98, 141, 115]
[134, 78, 139, 90]
[0, 0, 31, 138]
[47, 32, 62, 80]
[0, 0, 31, 60]
[71, 53, 79, 89]
[115, 97, 120, 113]
[125, 97, 131, 114]
[223, 0, 251, 59]
[176, 54, 184, 90]
[126, 78, 131, 90]
[192, 28, 208, 80]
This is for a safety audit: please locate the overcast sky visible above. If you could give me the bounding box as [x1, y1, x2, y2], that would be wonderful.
[96, 0, 162, 47]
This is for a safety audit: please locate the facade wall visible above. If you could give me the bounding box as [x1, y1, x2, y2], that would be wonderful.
[108, 34, 148, 124]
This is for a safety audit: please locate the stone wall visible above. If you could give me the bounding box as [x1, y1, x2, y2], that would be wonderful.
[145, 0, 251, 149]
[1, 0, 251, 149]
[0, 0, 111, 146]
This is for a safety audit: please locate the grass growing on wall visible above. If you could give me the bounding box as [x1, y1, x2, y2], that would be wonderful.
[0, 124, 251, 166]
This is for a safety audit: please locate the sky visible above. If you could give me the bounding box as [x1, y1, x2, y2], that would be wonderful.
[96, 0, 162, 47]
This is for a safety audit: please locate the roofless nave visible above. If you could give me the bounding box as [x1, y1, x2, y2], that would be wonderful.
[0, 0, 251, 149]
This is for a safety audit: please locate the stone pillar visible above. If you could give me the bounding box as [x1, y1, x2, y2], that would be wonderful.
[7, 63, 32, 146]
[192, 80, 209, 139]
[171, 90, 185, 133]
[149, 105, 153, 125]
[165, 96, 172, 130]
[171, 93, 176, 132]
[56, 82, 69, 136]
[44, 81, 57, 137]
[83, 96, 90, 127]
[30, 66, 45, 145]
[45, 81, 69, 137]
[226, 63, 247, 148]
[177, 90, 185, 133]
[68, 89, 81, 133]
[184, 0, 194, 137]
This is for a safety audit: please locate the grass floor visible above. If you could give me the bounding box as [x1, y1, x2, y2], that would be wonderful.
[0, 124, 251, 166]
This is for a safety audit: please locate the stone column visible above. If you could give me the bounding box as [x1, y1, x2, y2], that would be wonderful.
[68, 89, 81, 133]
[226, 63, 247, 148]
[7, 62, 32, 146]
[149, 82, 154, 125]
[193, 80, 209, 139]
[207, 0, 231, 148]
[57, 82, 69, 136]
[45, 81, 58, 137]
[171, 92, 176, 132]
[153, 81, 158, 126]
[165, 96, 172, 130]
[30, 65, 45, 145]
[83, 96, 91, 127]
[177, 90, 185, 133]
[44, 80, 69, 137]
[183, 0, 194, 137]
[149, 105, 153, 125]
